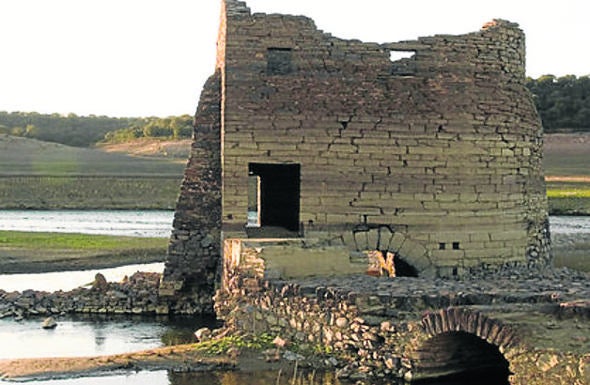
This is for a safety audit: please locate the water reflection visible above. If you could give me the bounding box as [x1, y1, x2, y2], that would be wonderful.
[3, 369, 510, 385]
[0, 314, 215, 360]
[0, 210, 174, 238]
[169, 370, 343, 385]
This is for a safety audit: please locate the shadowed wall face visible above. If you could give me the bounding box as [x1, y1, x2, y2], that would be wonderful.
[161, 71, 222, 312]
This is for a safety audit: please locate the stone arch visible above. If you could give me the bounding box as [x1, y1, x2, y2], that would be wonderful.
[421, 308, 520, 353]
[405, 307, 520, 382]
[349, 224, 435, 277]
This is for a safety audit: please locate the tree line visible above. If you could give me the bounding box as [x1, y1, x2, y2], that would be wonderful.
[0, 112, 193, 147]
[525, 74, 590, 132]
[0, 75, 588, 147]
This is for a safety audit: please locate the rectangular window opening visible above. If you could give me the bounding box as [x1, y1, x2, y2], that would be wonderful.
[267, 47, 294, 75]
[247, 163, 300, 237]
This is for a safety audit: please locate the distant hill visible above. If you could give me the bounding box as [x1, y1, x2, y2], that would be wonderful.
[0, 134, 185, 176]
[0, 111, 193, 148]
[97, 138, 191, 160]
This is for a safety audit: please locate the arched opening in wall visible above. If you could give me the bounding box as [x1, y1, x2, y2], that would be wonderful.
[365, 250, 419, 277]
[392, 254, 419, 277]
[412, 331, 510, 384]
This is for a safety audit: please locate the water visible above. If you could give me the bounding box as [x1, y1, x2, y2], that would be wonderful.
[0, 262, 164, 292]
[0, 210, 174, 238]
[0, 369, 511, 385]
[549, 215, 590, 234]
[0, 210, 584, 238]
[0, 370, 343, 385]
[0, 314, 206, 360]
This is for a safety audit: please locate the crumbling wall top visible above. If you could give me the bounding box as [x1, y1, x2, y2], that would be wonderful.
[225, 0, 250, 17]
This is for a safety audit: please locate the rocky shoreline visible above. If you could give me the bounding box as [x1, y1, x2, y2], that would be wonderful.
[0, 272, 205, 319]
[2, 265, 588, 321]
[0, 266, 588, 383]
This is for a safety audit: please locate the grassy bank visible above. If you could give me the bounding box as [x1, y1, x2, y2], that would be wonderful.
[0, 134, 184, 210]
[544, 133, 590, 215]
[0, 175, 182, 209]
[546, 179, 590, 215]
[0, 231, 168, 274]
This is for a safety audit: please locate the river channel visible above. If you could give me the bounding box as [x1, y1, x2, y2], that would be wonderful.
[0, 210, 587, 384]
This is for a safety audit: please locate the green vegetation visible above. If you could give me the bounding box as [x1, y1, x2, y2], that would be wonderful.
[0, 175, 182, 210]
[526, 74, 590, 133]
[0, 111, 193, 147]
[102, 115, 193, 143]
[0, 135, 185, 176]
[0, 75, 587, 150]
[544, 132, 590, 215]
[0, 230, 167, 274]
[0, 231, 166, 250]
[194, 333, 276, 356]
[547, 185, 590, 199]
[547, 193, 590, 216]
[0, 134, 183, 209]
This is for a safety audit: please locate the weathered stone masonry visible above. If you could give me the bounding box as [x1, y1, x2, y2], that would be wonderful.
[164, 0, 551, 302]
[213, 243, 589, 384]
[160, 71, 222, 312]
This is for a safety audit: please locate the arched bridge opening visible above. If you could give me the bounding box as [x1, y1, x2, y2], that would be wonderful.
[412, 331, 510, 384]
[409, 308, 520, 383]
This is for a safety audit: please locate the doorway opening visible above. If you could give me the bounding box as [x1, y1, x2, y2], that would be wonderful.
[247, 163, 300, 237]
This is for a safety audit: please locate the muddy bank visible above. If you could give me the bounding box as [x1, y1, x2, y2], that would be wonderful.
[0, 343, 234, 381]
[0, 249, 165, 274]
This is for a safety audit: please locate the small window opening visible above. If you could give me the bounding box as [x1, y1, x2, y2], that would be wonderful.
[390, 50, 416, 76]
[247, 163, 300, 237]
[389, 51, 415, 62]
[439, 243, 446, 250]
[452, 242, 460, 250]
[267, 48, 294, 75]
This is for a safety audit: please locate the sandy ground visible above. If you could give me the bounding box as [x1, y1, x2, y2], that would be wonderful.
[98, 139, 191, 160]
[0, 344, 235, 381]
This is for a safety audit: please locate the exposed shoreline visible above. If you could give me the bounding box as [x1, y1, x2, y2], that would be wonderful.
[0, 251, 165, 275]
[0, 344, 235, 381]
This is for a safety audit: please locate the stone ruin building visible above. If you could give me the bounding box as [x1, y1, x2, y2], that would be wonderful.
[160, 0, 551, 310]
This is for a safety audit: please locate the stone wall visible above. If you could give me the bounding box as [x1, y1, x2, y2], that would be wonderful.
[161, 71, 222, 311]
[218, 1, 550, 277]
[214, 241, 589, 384]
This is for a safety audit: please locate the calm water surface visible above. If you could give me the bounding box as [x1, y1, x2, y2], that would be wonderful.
[549, 215, 590, 234]
[0, 210, 585, 237]
[0, 210, 174, 238]
[0, 314, 208, 360]
[0, 369, 511, 385]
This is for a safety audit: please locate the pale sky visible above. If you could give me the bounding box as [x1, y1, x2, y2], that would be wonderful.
[0, 0, 587, 118]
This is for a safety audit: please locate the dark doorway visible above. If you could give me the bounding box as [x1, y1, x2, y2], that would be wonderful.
[248, 163, 300, 236]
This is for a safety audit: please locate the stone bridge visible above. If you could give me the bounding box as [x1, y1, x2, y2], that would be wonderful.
[214, 239, 590, 384]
